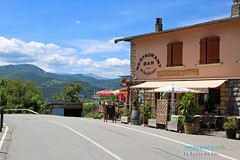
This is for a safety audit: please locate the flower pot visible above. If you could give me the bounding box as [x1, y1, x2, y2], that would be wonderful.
[184, 122, 200, 134]
[148, 119, 157, 128]
[226, 129, 236, 139]
[131, 109, 140, 125]
[121, 116, 130, 124]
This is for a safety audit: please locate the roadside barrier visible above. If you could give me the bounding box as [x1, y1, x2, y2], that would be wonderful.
[0, 108, 4, 132]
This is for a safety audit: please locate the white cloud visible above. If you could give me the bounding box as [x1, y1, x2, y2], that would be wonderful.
[75, 20, 80, 24]
[76, 57, 130, 77]
[0, 37, 130, 78]
[71, 38, 129, 54]
[0, 37, 76, 66]
[102, 71, 125, 78]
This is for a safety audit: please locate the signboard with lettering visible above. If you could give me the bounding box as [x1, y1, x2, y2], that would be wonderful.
[136, 53, 161, 76]
[157, 69, 199, 77]
[104, 106, 117, 122]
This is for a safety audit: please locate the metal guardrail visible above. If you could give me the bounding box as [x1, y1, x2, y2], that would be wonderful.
[0, 108, 4, 132]
[4, 109, 39, 115]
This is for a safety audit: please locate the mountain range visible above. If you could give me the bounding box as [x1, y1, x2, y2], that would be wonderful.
[0, 64, 122, 101]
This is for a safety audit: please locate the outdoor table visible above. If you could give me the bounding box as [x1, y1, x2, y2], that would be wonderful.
[194, 115, 217, 132]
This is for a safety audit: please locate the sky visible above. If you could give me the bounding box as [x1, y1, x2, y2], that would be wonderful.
[0, 0, 233, 78]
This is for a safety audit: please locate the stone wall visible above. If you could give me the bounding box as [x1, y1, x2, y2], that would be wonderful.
[220, 83, 228, 115]
[227, 79, 240, 116]
[130, 40, 136, 77]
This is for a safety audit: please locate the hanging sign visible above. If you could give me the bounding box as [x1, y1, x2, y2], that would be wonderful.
[120, 78, 130, 87]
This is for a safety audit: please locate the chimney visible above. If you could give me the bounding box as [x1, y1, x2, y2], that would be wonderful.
[155, 18, 163, 32]
[231, 0, 240, 17]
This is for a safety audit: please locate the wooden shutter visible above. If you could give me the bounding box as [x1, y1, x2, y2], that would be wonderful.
[167, 43, 172, 67]
[207, 37, 220, 64]
[172, 42, 183, 66]
[200, 38, 207, 64]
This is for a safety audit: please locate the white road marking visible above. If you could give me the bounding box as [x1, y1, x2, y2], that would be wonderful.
[0, 126, 9, 150]
[49, 121, 122, 160]
[107, 123, 238, 160]
[80, 119, 238, 160]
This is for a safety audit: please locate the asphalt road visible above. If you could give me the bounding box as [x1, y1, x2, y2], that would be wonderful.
[3, 115, 240, 160]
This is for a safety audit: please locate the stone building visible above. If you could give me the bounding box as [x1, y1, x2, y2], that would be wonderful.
[115, 2, 240, 116]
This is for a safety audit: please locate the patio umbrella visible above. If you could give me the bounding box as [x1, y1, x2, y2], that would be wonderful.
[96, 90, 118, 95]
[153, 84, 200, 114]
[154, 84, 200, 93]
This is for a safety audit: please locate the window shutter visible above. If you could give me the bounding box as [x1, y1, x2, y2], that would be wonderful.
[200, 38, 207, 64]
[172, 42, 183, 66]
[167, 43, 172, 67]
[207, 37, 220, 64]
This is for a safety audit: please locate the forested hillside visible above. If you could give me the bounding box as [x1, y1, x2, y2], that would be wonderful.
[0, 64, 122, 101]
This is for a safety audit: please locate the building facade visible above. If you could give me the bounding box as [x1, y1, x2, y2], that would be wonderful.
[115, 2, 240, 116]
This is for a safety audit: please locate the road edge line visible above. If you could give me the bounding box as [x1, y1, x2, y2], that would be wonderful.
[107, 123, 238, 160]
[0, 126, 9, 150]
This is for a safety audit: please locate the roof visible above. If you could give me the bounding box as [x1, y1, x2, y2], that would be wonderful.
[131, 80, 226, 93]
[48, 102, 83, 109]
[115, 16, 240, 43]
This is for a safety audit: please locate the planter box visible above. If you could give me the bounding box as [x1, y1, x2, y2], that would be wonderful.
[167, 121, 183, 132]
[184, 122, 200, 134]
[121, 116, 130, 124]
[148, 119, 157, 128]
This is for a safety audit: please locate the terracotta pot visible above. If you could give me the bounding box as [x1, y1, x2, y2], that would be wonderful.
[184, 122, 200, 134]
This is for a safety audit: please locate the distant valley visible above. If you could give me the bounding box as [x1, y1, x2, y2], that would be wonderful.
[0, 64, 122, 101]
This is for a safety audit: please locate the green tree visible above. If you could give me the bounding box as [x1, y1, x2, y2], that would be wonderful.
[52, 82, 83, 102]
[0, 78, 44, 112]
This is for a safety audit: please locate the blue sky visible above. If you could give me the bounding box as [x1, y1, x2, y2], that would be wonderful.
[0, 0, 232, 78]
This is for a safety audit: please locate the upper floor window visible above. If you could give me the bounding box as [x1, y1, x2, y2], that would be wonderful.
[199, 37, 220, 64]
[167, 42, 183, 67]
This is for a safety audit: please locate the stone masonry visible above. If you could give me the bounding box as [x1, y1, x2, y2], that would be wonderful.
[219, 80, 240, 116]
[227, 79, 240, 116]
[130, 40, 136, 77]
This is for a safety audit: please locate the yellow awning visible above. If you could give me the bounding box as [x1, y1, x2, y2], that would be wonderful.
[131, 80, 226, 93]
[113, 88, 128, 94]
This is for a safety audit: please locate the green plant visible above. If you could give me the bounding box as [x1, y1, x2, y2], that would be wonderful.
[223, 116, 238, 130]
[132, 100, 139, 110]
[178, 92, 198, 123]
[150, 111, 156, 119]
[140, 103, 152, 123]
[122, 110, 131, 118]
[93, 113, 104, 119]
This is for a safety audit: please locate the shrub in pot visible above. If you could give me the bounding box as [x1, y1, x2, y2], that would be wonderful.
[140, 104, 152, 125]
[121, 110, 131, 123]
[148, 110, 157, 128]
[223, 116, 238, 139]
[178, 92, 199, 134]
[132, 100, 139, 110]
[131, 100, 140, 125]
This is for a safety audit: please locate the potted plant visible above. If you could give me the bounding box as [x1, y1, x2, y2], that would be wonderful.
[132, 100, 139, 110]
[178, 92, 200, 134]
[223, 116, 238, 139]
[131, 99, 140, 125]
[120, 109, 131, 124]
[140, 103, 152, 126]
[148, 110, 157, 128]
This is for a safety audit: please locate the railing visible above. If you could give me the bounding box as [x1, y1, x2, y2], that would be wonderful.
[0, 108, 4, 132]
[4, 109, 39, 115]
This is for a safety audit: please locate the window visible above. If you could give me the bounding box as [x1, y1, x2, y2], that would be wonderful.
[200, 37, 220, 64]
[167, 42, 183, 67]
